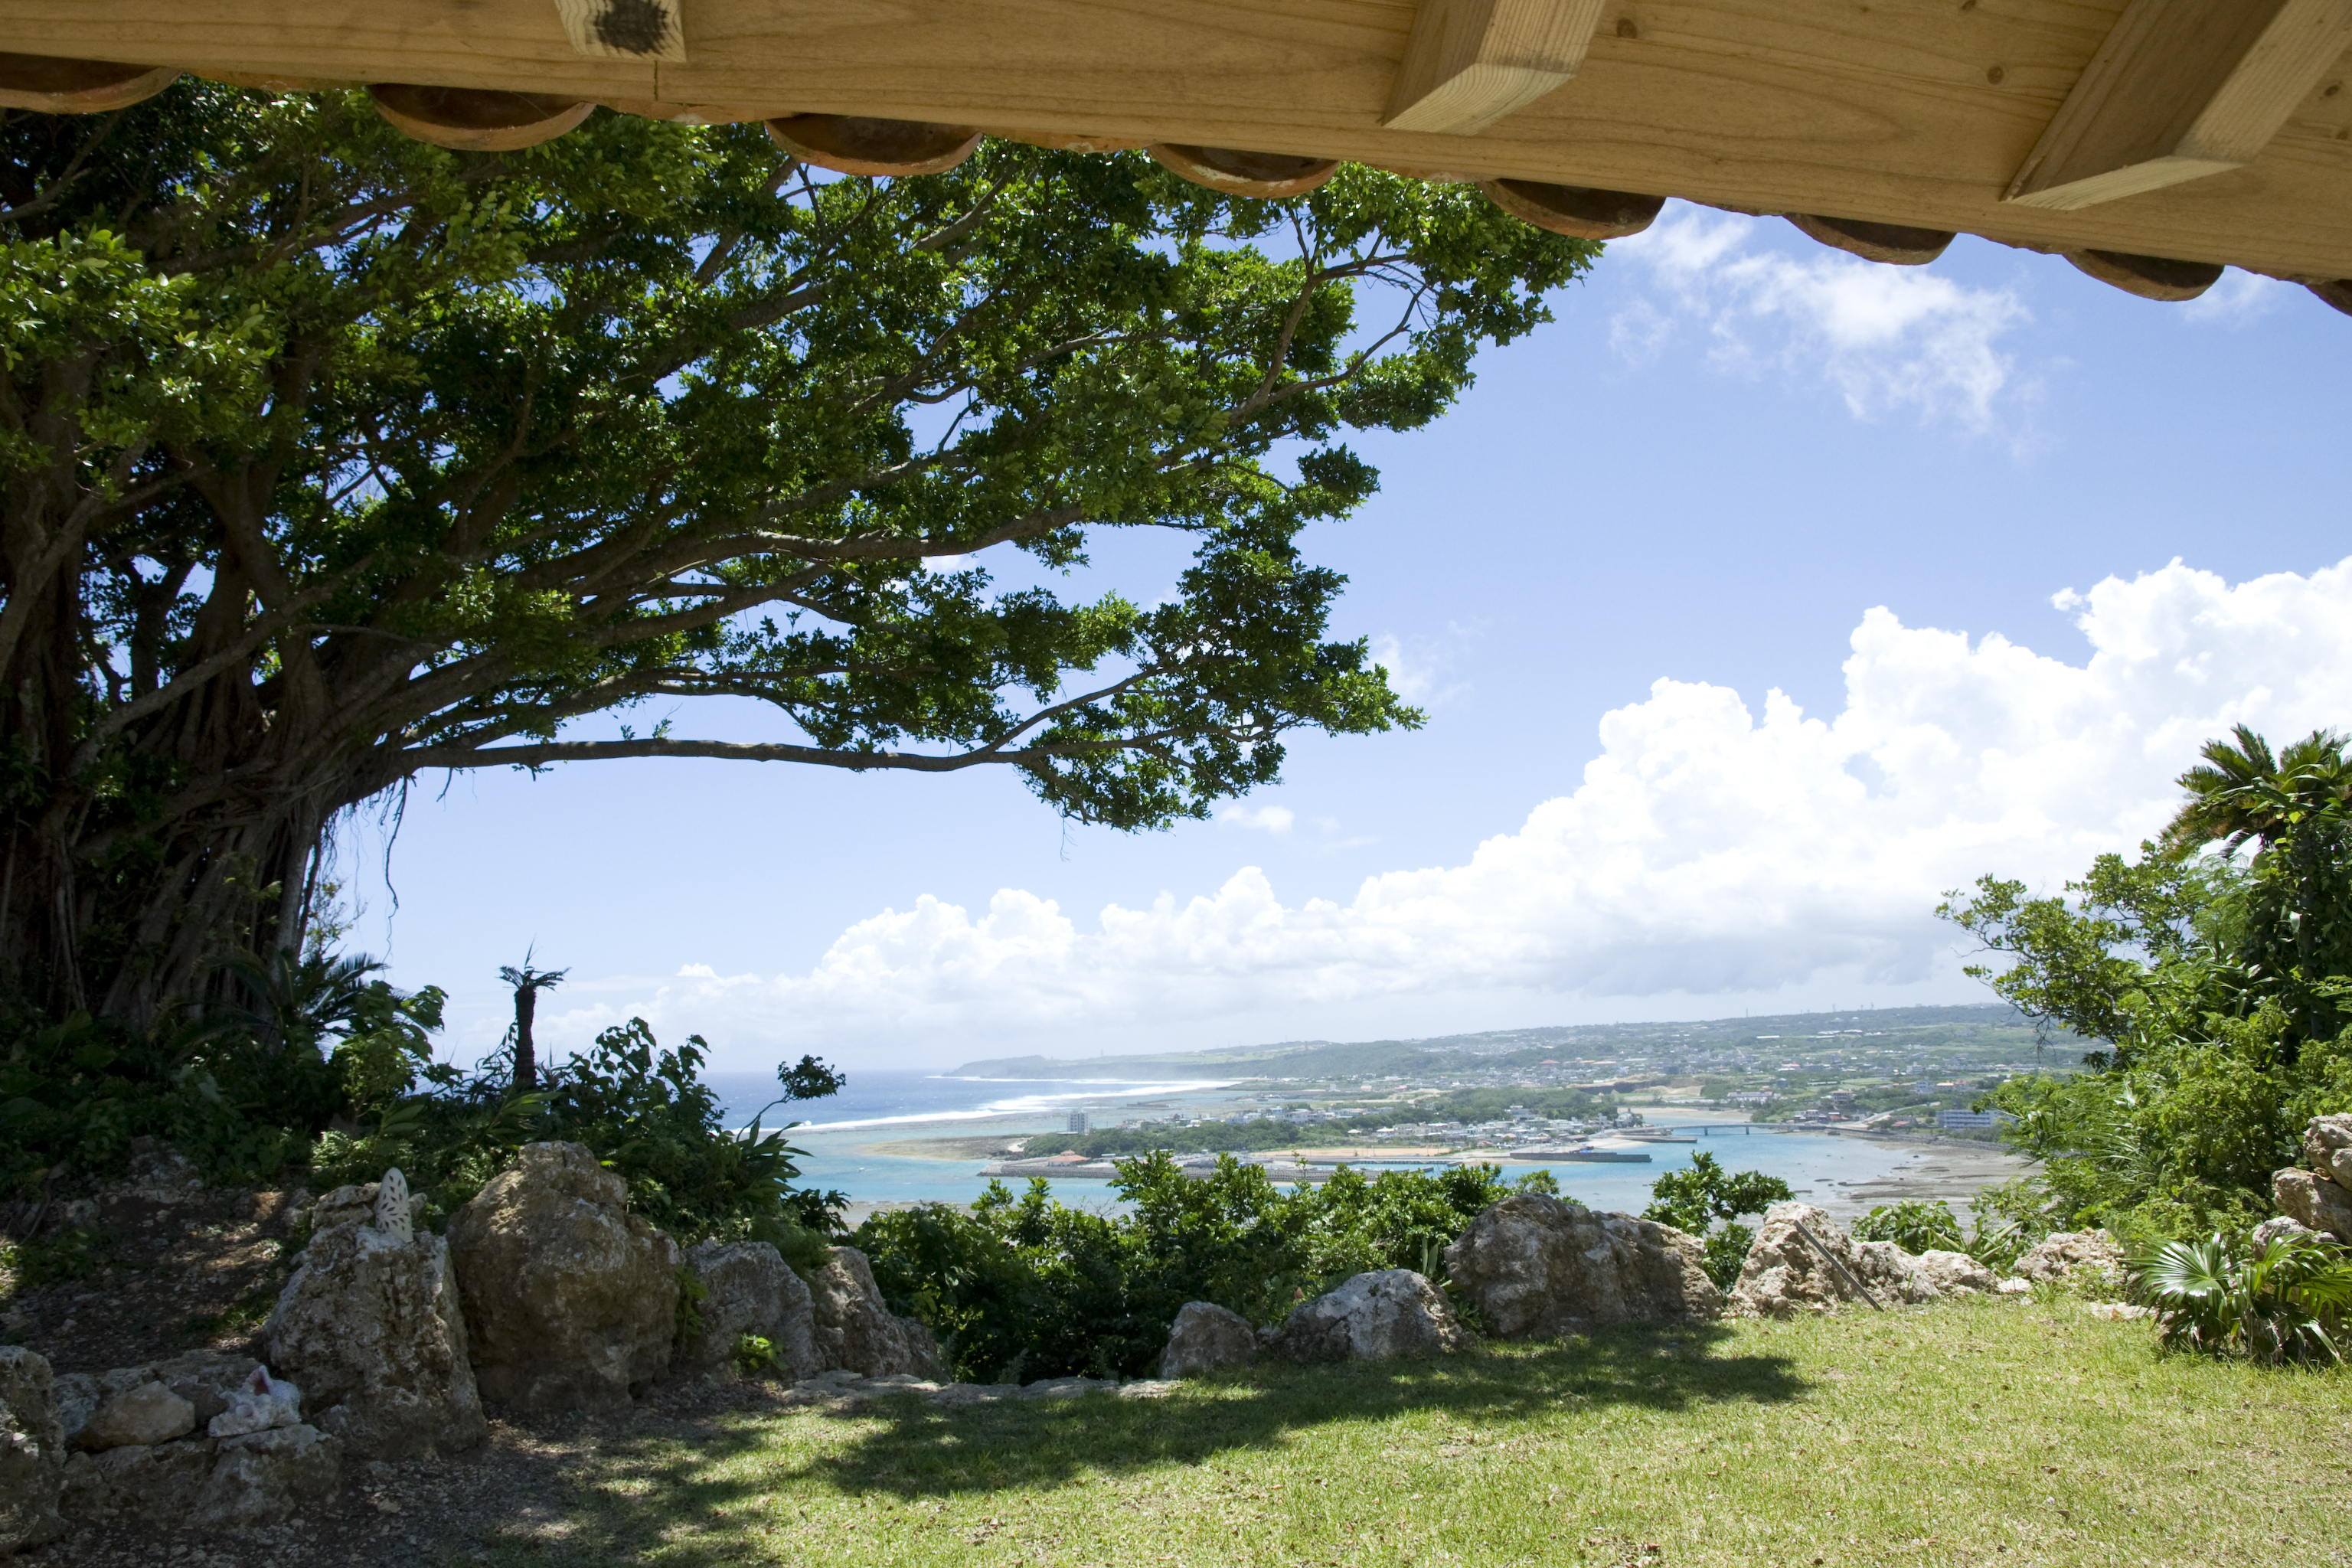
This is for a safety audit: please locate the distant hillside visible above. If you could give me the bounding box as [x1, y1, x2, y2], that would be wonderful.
[951, 1002, 2042, 1080]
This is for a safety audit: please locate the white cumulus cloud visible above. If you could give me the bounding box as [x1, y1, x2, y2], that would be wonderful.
[542, 557, 2352, 1066]
[1219, 803, 1295, 834]
[1609, 205, 2037, 433]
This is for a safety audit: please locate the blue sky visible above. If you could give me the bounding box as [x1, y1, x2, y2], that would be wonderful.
[345, 202, 2352, 1073]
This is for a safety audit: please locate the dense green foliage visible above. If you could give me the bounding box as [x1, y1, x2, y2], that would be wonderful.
[1641, 1152, 1793, 1290]
[855, 1156, 1557, 1380]
[0, 951, 443, 1193]
[1851, 1198, 1964, 1253]
[1943, 727, 2352, 1250]
[1, 86, 1593, 1025]
[2132, 1230, 2352, 1364]
[0, 933, 841, 1253]
[316, 1013, 846, 1243]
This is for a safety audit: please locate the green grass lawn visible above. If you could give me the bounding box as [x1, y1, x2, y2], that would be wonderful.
[468, 1295, 2351, 1568]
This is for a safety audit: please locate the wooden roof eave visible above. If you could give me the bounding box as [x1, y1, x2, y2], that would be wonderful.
[2, 0, 2350, 311]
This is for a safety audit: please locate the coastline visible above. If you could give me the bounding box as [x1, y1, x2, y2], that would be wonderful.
[827, 1122, 2030, 1230]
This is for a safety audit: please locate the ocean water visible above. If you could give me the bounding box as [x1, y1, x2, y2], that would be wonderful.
[702, 1068, 1966, 1218]
[703, 1067, 1232, 1133]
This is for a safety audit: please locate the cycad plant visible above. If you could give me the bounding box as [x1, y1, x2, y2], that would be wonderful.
[2132, 1230, 2352, 1364]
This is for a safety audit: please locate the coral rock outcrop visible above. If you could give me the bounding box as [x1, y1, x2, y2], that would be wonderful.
[1158, 1302, 1259, 1378]
[1444, 1194, 1721, 1337]
[808, 1247, 942, 1379]
[2274, 1116, 2352, 1241]
[1731, 1204, 1897, 1318]
[0, 1348, 64, 1553]
[1913, 1249, 1998, 1295]
[678, 1240, 820, 1380]
[54, 1354, 332, 1531]
[448, 1142, 681, 1412]
[2010, 1230, 2126, 1288]
[1267, 1269, 1476, 1364]
[266, 1167, 486, 1455]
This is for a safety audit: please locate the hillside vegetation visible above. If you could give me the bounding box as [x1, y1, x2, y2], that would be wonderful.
[953, 1002, 2046, 1083]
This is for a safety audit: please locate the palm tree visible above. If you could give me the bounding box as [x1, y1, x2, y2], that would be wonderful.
[497, 956, 569, 1095]
[2161, 725, 2351, 857]
[217, 946, 389, 1055]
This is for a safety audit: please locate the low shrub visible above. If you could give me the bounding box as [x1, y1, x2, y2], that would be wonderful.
[2132, 1230, 2352, 1364]
[0, 952, 436, 1194]
[1642, 1153, 1792, 1292]
[0, 948, 845, 1251]
[1853, 1199, 1965, 1254]
[314, 1017, 849, 1243]
[855, 1155, 1556, 1382]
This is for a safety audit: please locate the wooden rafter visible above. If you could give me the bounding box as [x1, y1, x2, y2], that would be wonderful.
[1383, 0, 1606, 136]
[549, 0, 687, 64]
[2007, 0, 2352, 211]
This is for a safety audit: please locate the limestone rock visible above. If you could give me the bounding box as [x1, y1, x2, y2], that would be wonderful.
[76, 1381, 194, 1451]
[207, 1367, 302, 1439]
[1267, 1269, 1477, 1364]
[266, 1169, 485, 1455]
[1914, 1250, 1997, 1295]
[1443, 1194, 1721, 1338]
[2011, 1230, 2127, 1287]
[151, 1352, 263, 1431]
[2252, 1214, 2321, 1250]
[447, 1142, 680, 1413]
[51, 1374, 96, 1453]
[190, 1425, 340, 1530]
[60, 1439, 215, 1525]
[2086, 1302, 2155, 1321]
[1994, 1276, 2033, 1295]
[57, 1354, 253, 1457]
[1727, 1204, 1883, 1318]
[678, 1241, 819, 1380]
[0, 1348, 64, 1553]
[2272, 1168, 2352, 1242]
[1855, 1240, 1944, 1305]
[124, 1137, 203, 1203]
[1158, 1302, 1259, 1378]
[808, 1247, 942, 1379]
[2304, 1112, 2352, 1187]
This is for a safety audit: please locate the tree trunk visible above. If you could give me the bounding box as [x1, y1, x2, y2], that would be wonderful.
[513, 985, 537, 1095]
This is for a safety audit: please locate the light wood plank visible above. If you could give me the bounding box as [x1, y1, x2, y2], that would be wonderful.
[5, 0, 2352, 276]
[2006, 0, 2352, 209]
[1382, 0, 1605, 135]
[550, 0, 686, 64]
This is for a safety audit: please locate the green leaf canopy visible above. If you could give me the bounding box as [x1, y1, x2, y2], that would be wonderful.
[0, 88, 1596, 1019]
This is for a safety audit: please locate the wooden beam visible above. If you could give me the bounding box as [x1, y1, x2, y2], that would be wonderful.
[8, 1, 2352, 277]
[1383, 0, 1605, 135]
[1147, 145, 1339, 198]
[2063, 247, 2224, 299]
[0, 52, 175, 111]
[1478, 178, 1661, 238]
[368, 83, 593, 151]
[766, 115, 982, 177]
[2007, 0, 2352, 210]
[549, 0, 684, 64]
[1783, 214, 1955, 266]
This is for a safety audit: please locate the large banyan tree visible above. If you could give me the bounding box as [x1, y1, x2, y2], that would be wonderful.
[0, 86, 1590, 1024]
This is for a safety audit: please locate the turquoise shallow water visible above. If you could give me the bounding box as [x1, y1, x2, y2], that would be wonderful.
[794, 1121, 1943, 1220]
[707, 1067, 1969, 1217]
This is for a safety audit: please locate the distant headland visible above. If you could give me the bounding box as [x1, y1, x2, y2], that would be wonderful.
[951, 1001, 2044, 1080]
